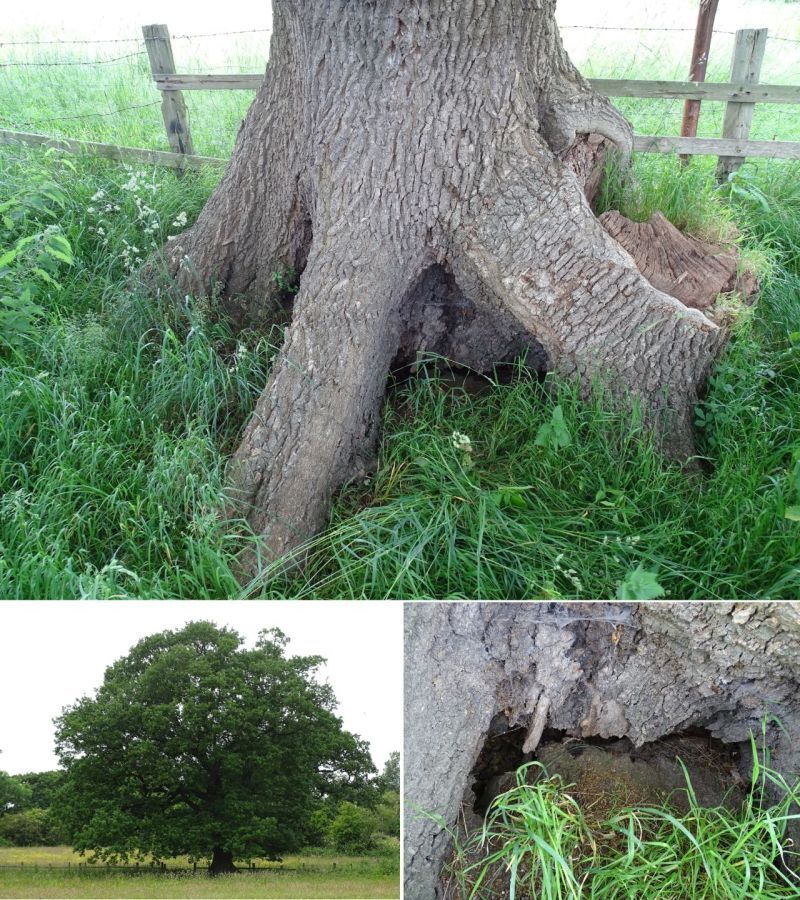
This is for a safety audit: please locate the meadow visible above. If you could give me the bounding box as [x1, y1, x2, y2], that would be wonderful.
[0, 847, 399, 898]
[2, 2, 800, 599]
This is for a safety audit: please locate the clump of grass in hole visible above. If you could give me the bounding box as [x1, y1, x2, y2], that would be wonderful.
[439, 722, 800, 899]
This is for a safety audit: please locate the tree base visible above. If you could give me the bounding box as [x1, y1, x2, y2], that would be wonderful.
[209, 849, 237, 875]
[154, 0, 749, 568]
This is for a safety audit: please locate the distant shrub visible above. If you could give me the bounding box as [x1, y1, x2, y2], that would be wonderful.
[0, 808, 67, 846]
[327, 803, 376, 854]
[374, 791, 400, 837]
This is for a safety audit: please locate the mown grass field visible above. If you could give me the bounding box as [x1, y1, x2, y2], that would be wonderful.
[0, 847, 399, 898]
[2, 2, 800, 599]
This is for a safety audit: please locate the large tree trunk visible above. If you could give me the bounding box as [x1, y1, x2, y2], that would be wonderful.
[163, 0, 725, 570]
[209, 847, 237, 875]
[403, 602, 800, 899]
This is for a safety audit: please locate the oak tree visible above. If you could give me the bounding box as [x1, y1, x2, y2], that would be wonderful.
[54, 621, 375, 874]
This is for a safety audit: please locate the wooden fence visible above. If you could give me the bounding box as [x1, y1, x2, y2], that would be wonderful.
[0, 861, 311, 873]
[2, 23, 799, 171]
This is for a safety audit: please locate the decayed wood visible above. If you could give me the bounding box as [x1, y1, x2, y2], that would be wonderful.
[717, 29, 769, 181]
[142, 24, 195, 156]
[634, 134, 800, 158]
[599, 211, 758, 312]
[0, 128, 223, 169]
[404, 602, 800, 899]
[563, 132, 610, 206]
[679, 0, 720, 162]
[155, 73, 800, 104]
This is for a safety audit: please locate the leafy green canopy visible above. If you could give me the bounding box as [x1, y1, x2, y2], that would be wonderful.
[53, 622, 375, 862]
[0, 769, 31, 815]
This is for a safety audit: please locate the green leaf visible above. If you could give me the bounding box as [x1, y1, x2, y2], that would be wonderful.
[784, 506, 800, 522]
[43, 233, 74, 265]
[33, 268, 61, 289]
[616, 565, 666, 600]
[535, 405, 572, 451]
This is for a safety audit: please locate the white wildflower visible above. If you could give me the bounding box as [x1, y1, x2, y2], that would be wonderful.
[451, 431, 473, 453]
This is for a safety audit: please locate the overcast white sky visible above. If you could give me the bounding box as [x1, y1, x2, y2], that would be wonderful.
[1, 0, 788, 44]
[0, 602, 402, 776]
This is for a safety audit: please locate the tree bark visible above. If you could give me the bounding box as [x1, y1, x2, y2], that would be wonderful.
[209, 847, 237, 875]
[403, 602, 800, 899]
[162, 0, 726, 570]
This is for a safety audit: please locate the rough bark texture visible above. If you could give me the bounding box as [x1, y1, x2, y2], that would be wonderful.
[600, 211, 759, 312]
[163, 0, 726, 568]
[404, 602, 800, 899]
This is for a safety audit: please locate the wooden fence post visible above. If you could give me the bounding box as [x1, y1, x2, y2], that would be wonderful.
[716, 28, 768, 181]
[142, 24, 195, 159]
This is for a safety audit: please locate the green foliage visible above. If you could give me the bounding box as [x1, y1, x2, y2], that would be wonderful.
[327, 804, 376, 855]
[53, 622, 376, 864]
[441, 726, 800, 899]
[375, 753, 400, 795]
[270, 266, 300, 295]
[534, 405, 571, 452]
[0, 771, 31, 815]
[0, 808, 67, 847]
[14, 771, 66, 812]
[306, 807, 336, 848]
[0, 159, 74, 349]
[373, 793, 400, 839]
[615, 565, 666, 600]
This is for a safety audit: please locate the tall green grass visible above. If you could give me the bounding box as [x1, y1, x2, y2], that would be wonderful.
[2, 30, 800, 597]
[440, 730, 800, 899]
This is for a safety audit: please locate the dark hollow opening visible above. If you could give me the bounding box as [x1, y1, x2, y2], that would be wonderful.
[468, 718, 746, 818]
[390, 264, 549, 393]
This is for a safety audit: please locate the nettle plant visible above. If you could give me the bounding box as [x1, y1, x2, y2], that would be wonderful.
[0, 159, 74, 349]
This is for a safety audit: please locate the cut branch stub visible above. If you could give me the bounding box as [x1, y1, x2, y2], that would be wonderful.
[153, 0, 736, 570]
[600, 210, 759, 312]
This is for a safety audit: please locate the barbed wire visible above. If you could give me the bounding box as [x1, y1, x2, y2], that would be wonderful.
[0, 36, 142, 46]
[0, 22, 796, 71]
[560, 24, 799, 43]
[1, 100, 161, 130]
[0, 27, 272, 47]
[0, 51, 146, 67]
[172, 28, 271, 40]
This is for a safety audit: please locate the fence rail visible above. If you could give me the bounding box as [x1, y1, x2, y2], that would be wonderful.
[632, 135, 800, 159]
[151, 72, 800, 106]
[0, 128, 223, 168]
[2, 22, 799, 171]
